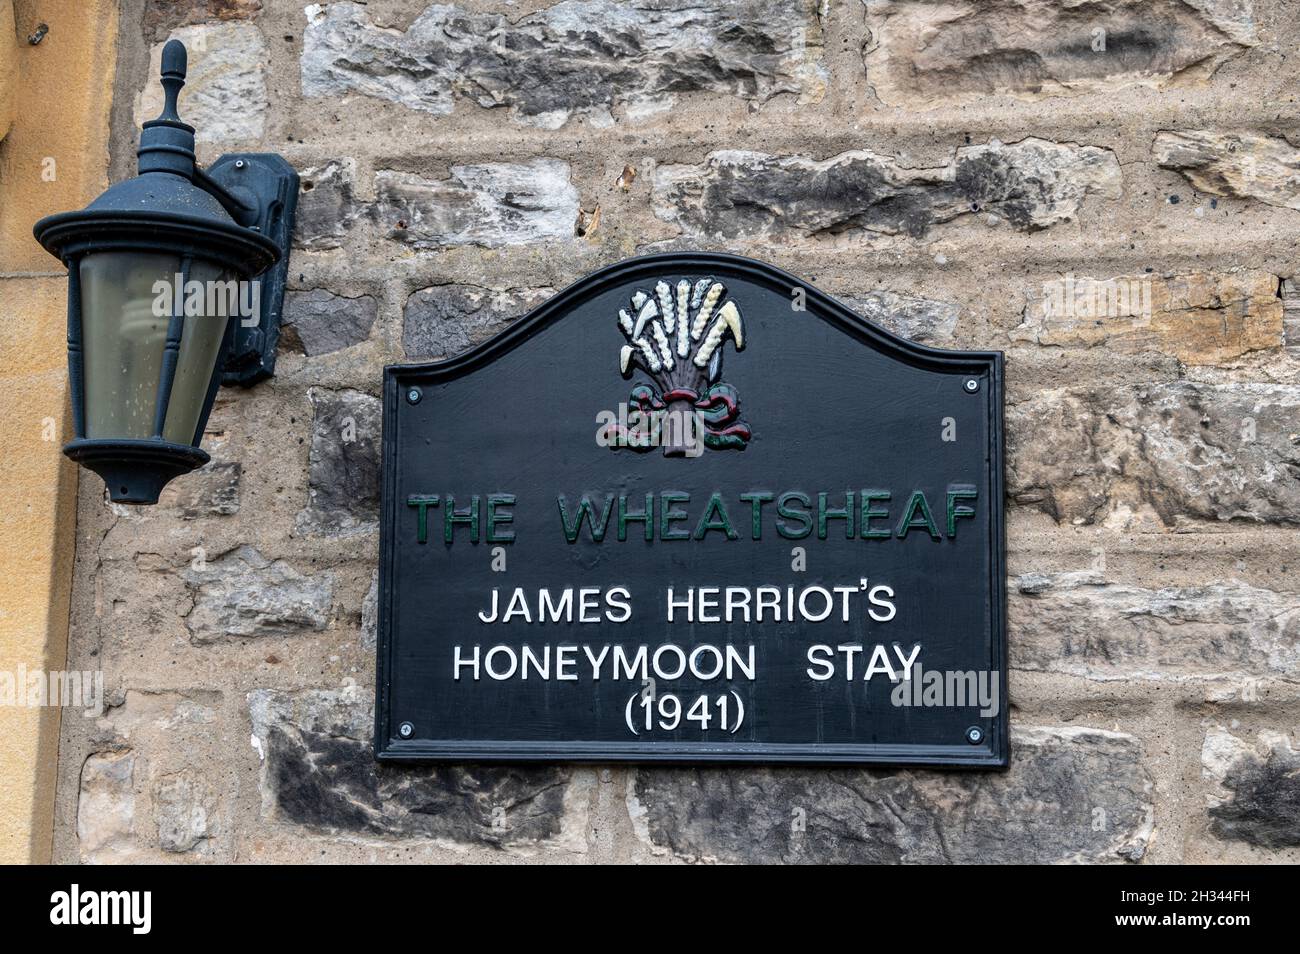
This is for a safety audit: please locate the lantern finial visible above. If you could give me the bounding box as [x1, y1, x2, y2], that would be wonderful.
[157, 39, 187, 126]
[138, 39, 195, 176]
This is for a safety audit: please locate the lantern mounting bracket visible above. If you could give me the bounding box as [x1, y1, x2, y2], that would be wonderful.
[205, 153, 299, 387]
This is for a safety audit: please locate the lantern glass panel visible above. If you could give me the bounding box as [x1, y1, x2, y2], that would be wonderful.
[160, 260, 230, 444]
[79, 252, 230, 445]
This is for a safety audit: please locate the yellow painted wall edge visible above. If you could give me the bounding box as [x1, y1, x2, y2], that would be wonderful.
[0, 0, 118, 864]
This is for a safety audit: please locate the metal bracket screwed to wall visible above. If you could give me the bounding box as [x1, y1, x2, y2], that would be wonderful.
[207, 153, 299, 387]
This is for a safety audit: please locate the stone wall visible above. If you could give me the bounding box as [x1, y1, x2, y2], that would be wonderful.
[53, 0, 1300, 863]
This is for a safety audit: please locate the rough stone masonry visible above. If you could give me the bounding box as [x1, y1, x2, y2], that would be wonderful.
[54, 0, 1300, 863]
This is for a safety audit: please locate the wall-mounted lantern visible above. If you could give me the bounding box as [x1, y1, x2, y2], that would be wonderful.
[33, 39, 297, 504]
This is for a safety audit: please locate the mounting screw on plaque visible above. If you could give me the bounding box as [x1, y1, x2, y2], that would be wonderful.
[398, 722, 414, 739]
[406, 387, 422, 405]
[963, 378, 980, 393]
[965, 725, 984, 745]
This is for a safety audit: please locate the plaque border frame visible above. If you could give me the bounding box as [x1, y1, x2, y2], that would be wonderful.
[375, 252, 1008, 768]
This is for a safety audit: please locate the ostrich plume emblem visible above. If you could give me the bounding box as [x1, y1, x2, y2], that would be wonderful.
[608, 277, 751, 455]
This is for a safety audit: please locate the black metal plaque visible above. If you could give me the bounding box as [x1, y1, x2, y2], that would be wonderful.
[377, 253, 1006, 766]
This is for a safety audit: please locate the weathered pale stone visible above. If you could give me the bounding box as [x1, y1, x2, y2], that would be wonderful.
[864, 0, 1256, 108]
[1154, 131, 1300, 211]
[1281, 278, 1300, 351]
[1016, 567, 1106, 596]
[248, 686, 578, 847]
[1203, 727, 1300, 848]
[293, 159, 361, 250]
[403, 285, 552, 358]
[302, 0, 826, 128]
[1011, 271, 1283, 365]
[155, 771, 214, 853]
[653, 139, 1121, 240]
[298, 388, 381, 536]
[374, 161, 580, 249]
[630, 726, 1152, 863]
[1202, 725, 1259, 782]
[359, 570, 378, 652]
[137, 23, 267, 143]
[157, 461, 241, 517]
[1007, 383, 1300, 525]
[181, 546, 333, 641]
[111, 690, 221, 734]
[78, 751, 135, 860]
[843, 290, 959, 343]
[144, 0, 261, 40]
[283, 289, 378, 356]
[1012, 573, 1300, 680]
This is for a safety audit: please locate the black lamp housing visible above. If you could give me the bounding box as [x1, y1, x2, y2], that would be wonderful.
[33, 39, 297, 504]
